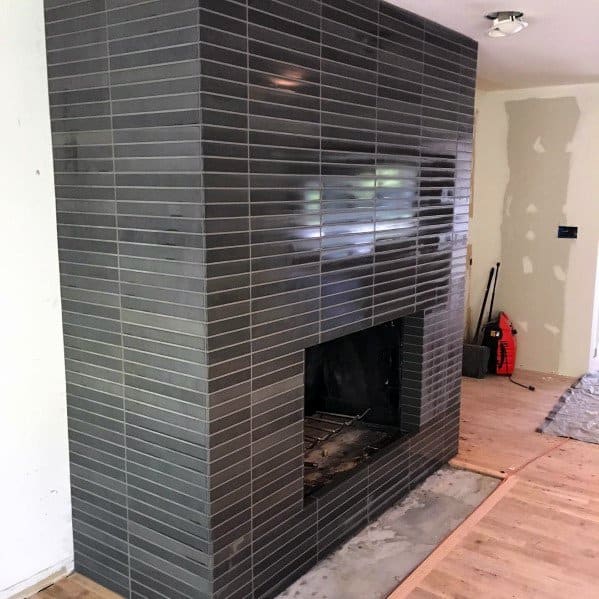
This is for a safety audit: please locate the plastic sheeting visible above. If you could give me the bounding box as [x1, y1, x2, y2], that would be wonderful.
[538, 371, 599, 444]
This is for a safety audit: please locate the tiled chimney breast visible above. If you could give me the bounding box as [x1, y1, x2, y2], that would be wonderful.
[44, 1, 476, 597]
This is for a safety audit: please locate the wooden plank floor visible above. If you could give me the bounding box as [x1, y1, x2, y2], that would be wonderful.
[389, 370, 599, 599]
[37, 370, 582, 599]
[451, 370, 574, 477]
[391, 439, 599, 598]
[34, 573, 121, 599]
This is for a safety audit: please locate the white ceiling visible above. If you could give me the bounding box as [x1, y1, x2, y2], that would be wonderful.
[388, 0, 599, 90]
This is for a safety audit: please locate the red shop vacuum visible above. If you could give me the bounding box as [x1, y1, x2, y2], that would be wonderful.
[463, 262, 534, 391]
[482, 310, 517, 376]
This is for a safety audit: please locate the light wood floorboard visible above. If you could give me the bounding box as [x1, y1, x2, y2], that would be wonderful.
[391, 439, 599, 598]
[389, 370, 599, 598]
[34, 573, 121, 599]
[451, 370, 574, 477]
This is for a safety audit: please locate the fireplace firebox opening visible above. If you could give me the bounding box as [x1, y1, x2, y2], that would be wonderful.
[304, 318, 405, 494]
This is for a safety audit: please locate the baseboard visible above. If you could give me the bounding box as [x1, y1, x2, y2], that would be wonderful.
[1, 558, 74, 599]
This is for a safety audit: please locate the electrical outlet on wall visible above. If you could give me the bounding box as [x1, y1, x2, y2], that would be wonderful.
[557, 225, 578, 239]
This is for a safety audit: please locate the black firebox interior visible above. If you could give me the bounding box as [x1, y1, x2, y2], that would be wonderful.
[305, 318, 403, 428]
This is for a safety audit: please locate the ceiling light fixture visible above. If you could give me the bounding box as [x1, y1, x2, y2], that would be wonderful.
[485, 11, 528, 38]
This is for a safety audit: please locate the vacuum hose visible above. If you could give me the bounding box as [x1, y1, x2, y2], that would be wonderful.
[509, 376, 535, 392]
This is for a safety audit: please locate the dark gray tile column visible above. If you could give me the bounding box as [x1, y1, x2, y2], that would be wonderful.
[106, 2, 209, 597]
[45, 1, 477, 597]
[45, 1, 129, 594]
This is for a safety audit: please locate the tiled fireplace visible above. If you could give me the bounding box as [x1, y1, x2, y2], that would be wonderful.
[44, 0, 476, 597]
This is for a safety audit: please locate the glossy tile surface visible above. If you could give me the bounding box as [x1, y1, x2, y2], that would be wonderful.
[44, 0, 476, 597]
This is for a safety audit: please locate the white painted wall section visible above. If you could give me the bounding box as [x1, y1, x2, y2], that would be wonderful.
[467, 92, 508, 340]
[0, 1, 74, 597]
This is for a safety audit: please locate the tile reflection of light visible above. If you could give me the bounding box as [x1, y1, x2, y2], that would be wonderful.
[376, 220, 416, 232]
[297, 167, 421, 241]
[345, 223, 374, 235]
[376, 166, 419, 189]
[298, 228, 322, 239]
[270, 69, 306, 90]
[325, 245, 374, 261]
[325, 177, 375, 189]
[354, 245, 373, 255]
[304, 189, 321, 210]
[376, 189, 415, 200]
[377, 179, 418, 189]
[377, 211, 415, 221]
[272, 78, 301, 89]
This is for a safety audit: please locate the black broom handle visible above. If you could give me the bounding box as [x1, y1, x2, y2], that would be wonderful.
[487, 262, 501, 322]
[474, 267, 495, 343]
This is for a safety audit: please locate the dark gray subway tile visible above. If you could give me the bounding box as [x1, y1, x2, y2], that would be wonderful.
[45, 0, 474, 595]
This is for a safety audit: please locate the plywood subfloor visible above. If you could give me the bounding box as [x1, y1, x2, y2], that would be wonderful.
[451, 370, 575, 478]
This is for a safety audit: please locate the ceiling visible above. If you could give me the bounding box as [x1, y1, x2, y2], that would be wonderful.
[388, 0, 599, 90]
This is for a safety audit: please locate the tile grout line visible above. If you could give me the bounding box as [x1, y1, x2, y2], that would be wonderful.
[103, 3, 132, 597]
[245, 0, 255, 595]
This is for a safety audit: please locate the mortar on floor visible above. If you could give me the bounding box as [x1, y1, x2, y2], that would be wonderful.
[278, 466, 499, 599]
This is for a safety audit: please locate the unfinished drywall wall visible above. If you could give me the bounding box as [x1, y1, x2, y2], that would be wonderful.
[0, 1, 73, 597]
[471, 84, 599, 376]
[501, 97, 579, 373]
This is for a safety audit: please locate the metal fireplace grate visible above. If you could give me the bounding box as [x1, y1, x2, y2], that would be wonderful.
[303, 410, 400, 495]
[304, 408, 371, 450]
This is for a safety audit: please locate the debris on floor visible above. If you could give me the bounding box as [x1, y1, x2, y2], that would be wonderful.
[277, 466, 499, 599]
[538, 371, 599, 444]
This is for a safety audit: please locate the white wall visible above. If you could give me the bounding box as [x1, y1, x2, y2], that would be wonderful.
[0, 1, 74, 597]
[589, 241, 599, 373]
[470, 84, 599, 376]
[466, 93, 508, 341]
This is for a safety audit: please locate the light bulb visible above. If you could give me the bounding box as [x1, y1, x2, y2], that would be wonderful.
[486, 11, 529, 38]
[488, 26, 506, 38]
[497, 16, 528, 34]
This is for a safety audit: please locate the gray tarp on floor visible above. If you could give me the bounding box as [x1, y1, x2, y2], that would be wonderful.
[538, 371, 599, 444]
